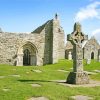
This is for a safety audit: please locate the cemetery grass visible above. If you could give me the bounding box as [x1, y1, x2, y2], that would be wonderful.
[0, 60, 100, 100]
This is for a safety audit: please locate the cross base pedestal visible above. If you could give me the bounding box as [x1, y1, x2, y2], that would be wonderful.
[66, 72, 89, 85]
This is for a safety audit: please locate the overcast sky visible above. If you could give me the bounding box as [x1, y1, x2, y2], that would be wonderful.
[0, 0, 100, 42]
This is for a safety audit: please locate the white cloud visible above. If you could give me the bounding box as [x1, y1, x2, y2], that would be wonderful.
[75, 1, 100, 22]
[92, 28, 100, 43]
[92, 28, 100, 35]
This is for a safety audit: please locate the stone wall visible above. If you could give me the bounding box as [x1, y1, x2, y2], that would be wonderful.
[0, 32, 45, 66]
[43, 18, 65, 64]
[52, 18, 65, 63]
[65, 37, 100, 60]
[0, 15, 65, 66]
[84, 37, 100, 60]
[57, 25, 65, 59]
[43, 20, 53, 64]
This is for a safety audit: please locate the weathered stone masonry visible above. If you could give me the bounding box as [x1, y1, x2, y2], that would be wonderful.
[0, 33, 45, 66]
[0, 15, 65, 66]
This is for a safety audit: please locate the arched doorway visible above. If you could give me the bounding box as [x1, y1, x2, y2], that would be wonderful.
[23, 49, 31, 65]
[17, 42, 37, 66]
[23, 43, 37, 66]
[91, 52, 94, 59]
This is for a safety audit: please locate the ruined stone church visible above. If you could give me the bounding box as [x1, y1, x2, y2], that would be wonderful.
[0, 14, 65, 66]
[0, 15, 100, 66]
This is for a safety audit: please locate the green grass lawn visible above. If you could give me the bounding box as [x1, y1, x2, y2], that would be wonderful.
[0, 60, 100, 100]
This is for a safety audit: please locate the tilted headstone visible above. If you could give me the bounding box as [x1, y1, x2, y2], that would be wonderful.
[66, 22, 89, 84]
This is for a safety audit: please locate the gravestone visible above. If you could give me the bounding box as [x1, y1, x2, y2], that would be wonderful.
[66, 22, 89, 84]
[86, 59, 91, 64]
[68, 51, 72, 60]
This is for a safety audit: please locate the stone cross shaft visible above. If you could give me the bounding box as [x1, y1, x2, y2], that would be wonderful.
[67, 31, 88, 72]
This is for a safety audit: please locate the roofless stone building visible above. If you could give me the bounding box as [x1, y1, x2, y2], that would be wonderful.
[0, 14, 100, 66]
[0, 14, 65, 66]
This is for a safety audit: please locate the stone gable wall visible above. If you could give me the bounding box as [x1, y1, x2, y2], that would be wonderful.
[52, 19, 65, 63]
[0, 18, 65, 66]
[43, 20, 53, 64]
[83, 38, 99, 60]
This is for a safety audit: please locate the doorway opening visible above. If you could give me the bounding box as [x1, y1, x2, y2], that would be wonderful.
[91, 52, 94, 59]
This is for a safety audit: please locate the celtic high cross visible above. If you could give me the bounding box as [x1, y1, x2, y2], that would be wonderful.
[66, 22, 89, 84]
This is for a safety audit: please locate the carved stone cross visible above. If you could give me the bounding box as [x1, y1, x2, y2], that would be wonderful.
[66, 22, 89, 84]
[67, 31, 88, 45]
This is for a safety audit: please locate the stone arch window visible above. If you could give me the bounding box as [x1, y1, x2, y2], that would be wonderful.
[91, 52, 94, 59]
[17, 42, 37, 66]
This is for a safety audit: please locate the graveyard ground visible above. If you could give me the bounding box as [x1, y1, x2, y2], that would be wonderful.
[0, 60, 100, 100]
